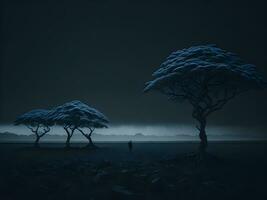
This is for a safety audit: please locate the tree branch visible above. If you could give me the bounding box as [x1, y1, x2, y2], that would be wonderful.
[204, 88, 238, 117]
[89, 127, 95, 137]
[38, 125, 50, 137]
[77, 128, 88, 138]
[26, 124, 35, 132]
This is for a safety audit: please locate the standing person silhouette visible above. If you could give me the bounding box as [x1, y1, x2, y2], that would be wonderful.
[128, 140, 133, 152]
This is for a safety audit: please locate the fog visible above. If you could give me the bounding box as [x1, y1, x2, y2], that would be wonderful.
[0, 124, 266, 139]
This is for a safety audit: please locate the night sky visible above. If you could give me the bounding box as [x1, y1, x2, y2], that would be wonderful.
[1, 0, 267, 127]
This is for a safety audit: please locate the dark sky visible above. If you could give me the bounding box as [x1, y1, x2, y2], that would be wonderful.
[1, 0, 267, 126]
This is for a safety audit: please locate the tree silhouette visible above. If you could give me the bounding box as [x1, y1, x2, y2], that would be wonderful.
[144, 44, 265, 157]
[46, 100, 108, 148]
[77, 120, 107, 148]
[14, 109, 51, 147]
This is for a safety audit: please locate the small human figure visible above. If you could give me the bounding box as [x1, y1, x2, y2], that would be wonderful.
[128, 140, 133, 152]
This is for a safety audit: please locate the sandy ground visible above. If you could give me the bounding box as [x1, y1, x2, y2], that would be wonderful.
[0, 141, 266, 200]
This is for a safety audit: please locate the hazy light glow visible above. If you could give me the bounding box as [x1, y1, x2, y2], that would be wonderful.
[0, 124, 193, 136]
[0, 124, 266, 138]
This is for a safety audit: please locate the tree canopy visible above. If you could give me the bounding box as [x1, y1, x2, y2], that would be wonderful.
[14, 109, 51, 127]
[46, 100, 109, 128]
[144, 44, 265, 118]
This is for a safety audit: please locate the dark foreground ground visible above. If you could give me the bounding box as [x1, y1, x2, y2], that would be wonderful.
[0, 141, 266, 200]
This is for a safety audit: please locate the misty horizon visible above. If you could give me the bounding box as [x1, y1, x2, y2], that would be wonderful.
[1, 124, 266, 138]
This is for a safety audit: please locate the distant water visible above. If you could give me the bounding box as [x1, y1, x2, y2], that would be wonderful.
[0, 124, 266, 140]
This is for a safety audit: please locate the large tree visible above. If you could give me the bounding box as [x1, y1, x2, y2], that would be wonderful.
[46, 100, 108, 148]
[14, 109, 51, 147]
[144, 44, 265, 157]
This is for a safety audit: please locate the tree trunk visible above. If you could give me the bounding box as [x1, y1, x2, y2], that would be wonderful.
[198, 118, 208, 159]
[86, 136, 97, 148]
[34, 135, 40, 148]
[66, 134, 71, 148]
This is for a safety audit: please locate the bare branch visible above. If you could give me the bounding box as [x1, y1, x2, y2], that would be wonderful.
[38, 125, 50, 137]
[77, 128, 88, 138]
[70, 127, 76, 137]
[26, 124, 35, 132]
[204, 88, 238, 117]
[89, 127, 95, 137]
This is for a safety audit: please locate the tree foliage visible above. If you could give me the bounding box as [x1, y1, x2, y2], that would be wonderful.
[144, 44, 265, 116]
[14, 109, 51, 146]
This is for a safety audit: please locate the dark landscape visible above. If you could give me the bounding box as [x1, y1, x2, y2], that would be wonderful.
[0, 141, 266, 200]
[1, 0, 267, 199]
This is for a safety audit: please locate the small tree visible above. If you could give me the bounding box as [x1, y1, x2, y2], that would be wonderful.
[47, 100, 109, 148]
[14, 109, 51, 147]
[77, 119, 108, 148]
[144, 44, 265, 157]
